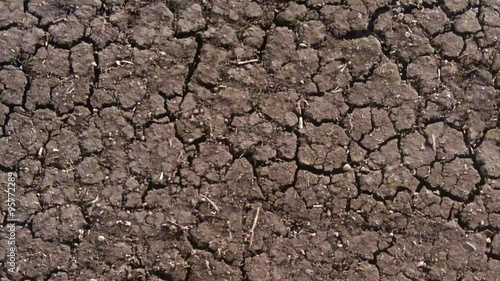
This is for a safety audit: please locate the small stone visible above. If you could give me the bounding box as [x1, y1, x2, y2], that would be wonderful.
[360, 166, 370, 173]
[416, 261, 426, 267]
[97, 235, 106, 242]
[342, 163, 352, 171]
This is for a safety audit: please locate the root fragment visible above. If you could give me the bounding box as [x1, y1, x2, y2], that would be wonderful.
[200, 194, 220, 213]
[249, 206, 260, 246]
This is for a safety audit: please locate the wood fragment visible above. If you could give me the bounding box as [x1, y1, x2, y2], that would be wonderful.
[236, 59, 259, 65]
[162, 219, 189, 230]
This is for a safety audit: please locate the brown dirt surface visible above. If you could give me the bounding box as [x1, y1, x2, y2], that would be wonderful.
[0, 0, 499, 280]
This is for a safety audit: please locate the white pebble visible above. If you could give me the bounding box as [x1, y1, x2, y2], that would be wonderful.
[343, 164, 352, 172]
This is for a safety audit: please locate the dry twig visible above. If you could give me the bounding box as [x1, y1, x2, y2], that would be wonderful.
[236, 59, 259, 65]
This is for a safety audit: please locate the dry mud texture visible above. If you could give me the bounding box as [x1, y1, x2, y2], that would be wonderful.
[0, 0, 499, 280]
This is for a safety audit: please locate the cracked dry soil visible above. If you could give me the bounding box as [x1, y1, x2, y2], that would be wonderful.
[0, 0, 499, 280]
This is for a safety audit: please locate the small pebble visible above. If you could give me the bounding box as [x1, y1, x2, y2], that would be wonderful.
[342, 164, 352, 172]
[360, 166, 370, 173]
[97, 235, 106, 242]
